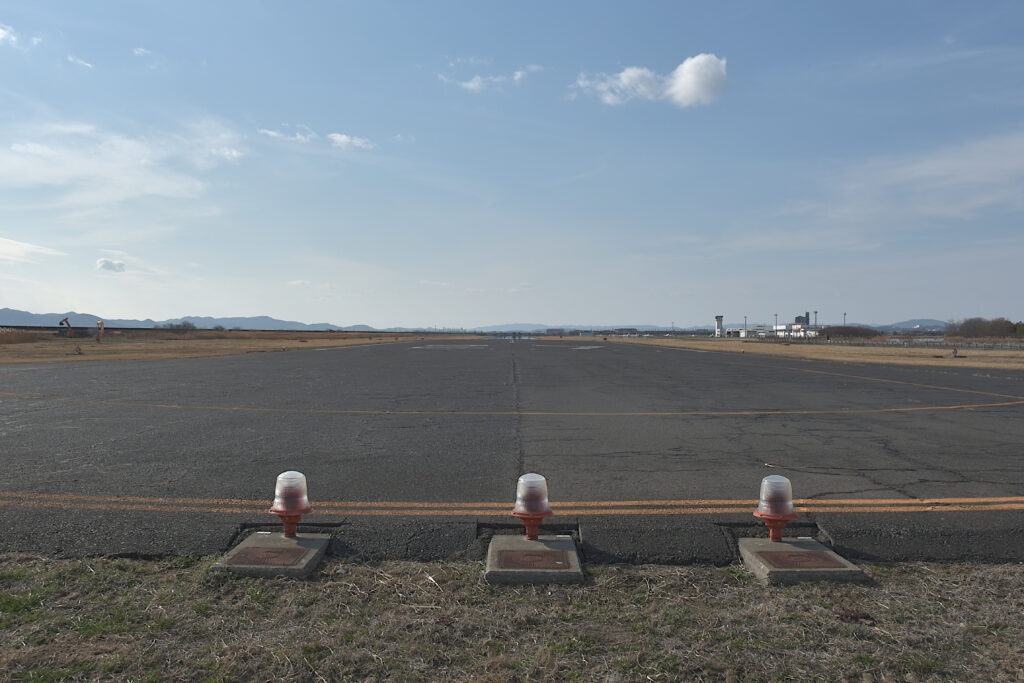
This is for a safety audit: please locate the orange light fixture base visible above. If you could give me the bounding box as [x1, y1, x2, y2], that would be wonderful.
[511, 510, 553, 540]
[753, 511, 798, 542]
[270, 506, 312, 538]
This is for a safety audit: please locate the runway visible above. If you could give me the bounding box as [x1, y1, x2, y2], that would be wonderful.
[1, 338, 1022, 561]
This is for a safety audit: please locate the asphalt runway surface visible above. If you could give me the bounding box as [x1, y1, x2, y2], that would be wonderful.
[1, 339, 1022, 563]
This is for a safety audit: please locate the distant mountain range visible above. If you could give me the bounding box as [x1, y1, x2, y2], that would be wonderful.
[0, 308, 367, 332]
[0, 308, 951, 333]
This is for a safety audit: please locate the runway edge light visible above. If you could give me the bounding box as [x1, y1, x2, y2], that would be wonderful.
[753, 475, 798, 542]
[511, 473, 553, 540]
[269, 470, 312, 538]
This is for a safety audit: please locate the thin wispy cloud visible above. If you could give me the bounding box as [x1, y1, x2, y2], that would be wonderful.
[437, 64, 543, 92]
[710, 129, 1024, 260]
[827, 129, 1024, 224]
[131, 46, 164, 70]
[513, 65, 543, 82]
[0, 236, 63, 263]
[328, 133, 375, 151]
[506, 282, 534, 294]
[573, 54, 727, 107]
[850, 45, 1024, 81]
[0, 120, 244, 210]
[67, 54, 94, 69]
[174, 119, 245, 168]
[259, 125, 316, 143]
[447, 56, 490, 68]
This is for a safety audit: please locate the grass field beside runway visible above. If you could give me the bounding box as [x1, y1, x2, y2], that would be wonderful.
[1, 554, 1021, 681]
[0, 329, 477, 363]
[607, 336, 1024, 370]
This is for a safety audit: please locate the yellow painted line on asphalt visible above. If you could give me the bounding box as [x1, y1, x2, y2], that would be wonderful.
[1, 492, 1022, 515]
[3, 491, 1022, 507]
[2, 391, 1022, 417]
[0, 499, 262, 514]
[2, 499, 1023, 515]
[779, 366, 1024, 401]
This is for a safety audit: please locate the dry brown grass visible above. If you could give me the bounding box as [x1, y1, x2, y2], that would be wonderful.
[606, 337, 1024, 371]
[0, 330, 42, 345]
[0, 554, 1021, 681]
[0, 330, 481, 364]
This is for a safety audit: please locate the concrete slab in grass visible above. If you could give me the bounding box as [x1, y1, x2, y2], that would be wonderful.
[485, 534, 584, 584]
[212, 532, 330, 578]
[739, 537, 867, 585]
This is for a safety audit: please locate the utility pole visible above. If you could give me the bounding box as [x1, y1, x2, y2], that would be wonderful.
[774, 313, 778, 337]
[744, 315, 747, 336]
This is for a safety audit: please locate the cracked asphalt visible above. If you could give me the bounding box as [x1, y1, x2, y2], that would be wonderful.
[1, 338, 1022, 563]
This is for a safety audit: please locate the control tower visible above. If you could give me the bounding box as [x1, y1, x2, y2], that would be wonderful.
[714, 315, 724, 338]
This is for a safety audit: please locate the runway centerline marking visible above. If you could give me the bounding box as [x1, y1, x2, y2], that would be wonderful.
[780, 366, 1024, 401]
[1, 491, 1021, 516]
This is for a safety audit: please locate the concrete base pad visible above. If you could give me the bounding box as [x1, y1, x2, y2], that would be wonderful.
[485, 534, 584, 584]
[212, 532, 330, 578]
[739, 537, 867, 585]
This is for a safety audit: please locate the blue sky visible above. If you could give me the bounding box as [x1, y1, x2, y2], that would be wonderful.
[1, 2, 1022, 328]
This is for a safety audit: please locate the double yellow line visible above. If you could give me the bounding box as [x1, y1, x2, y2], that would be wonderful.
[1, 492, 1021, 516]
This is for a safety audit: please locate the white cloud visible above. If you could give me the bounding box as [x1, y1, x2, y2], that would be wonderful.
[664, 54, 728, 107]
[0, 24, 17, 46]
[133, 47, 151, 56]
[258, 125, 316, 143]
[96, 257, 126, 272]
[328, 133, 375, 151]
[573, 54, 727, 108]
[67, 54, 94, 69]
[437, 64, 543, 92]
[287, 280, 310, 286]
[0, 236, 63, 263]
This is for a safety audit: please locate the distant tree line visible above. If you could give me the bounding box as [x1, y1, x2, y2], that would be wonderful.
[158, 321, 196, 331]
[945, 317, 1023, 338]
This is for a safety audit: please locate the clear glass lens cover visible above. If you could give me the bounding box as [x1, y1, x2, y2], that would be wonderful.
[513, 473, 551, 515]
[757, 474, 794, 516]
[272, 470, 310, 512]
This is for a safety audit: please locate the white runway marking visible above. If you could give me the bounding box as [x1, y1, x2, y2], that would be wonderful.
[530, 344, 604, 350]
[409, 345, 489, 350]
